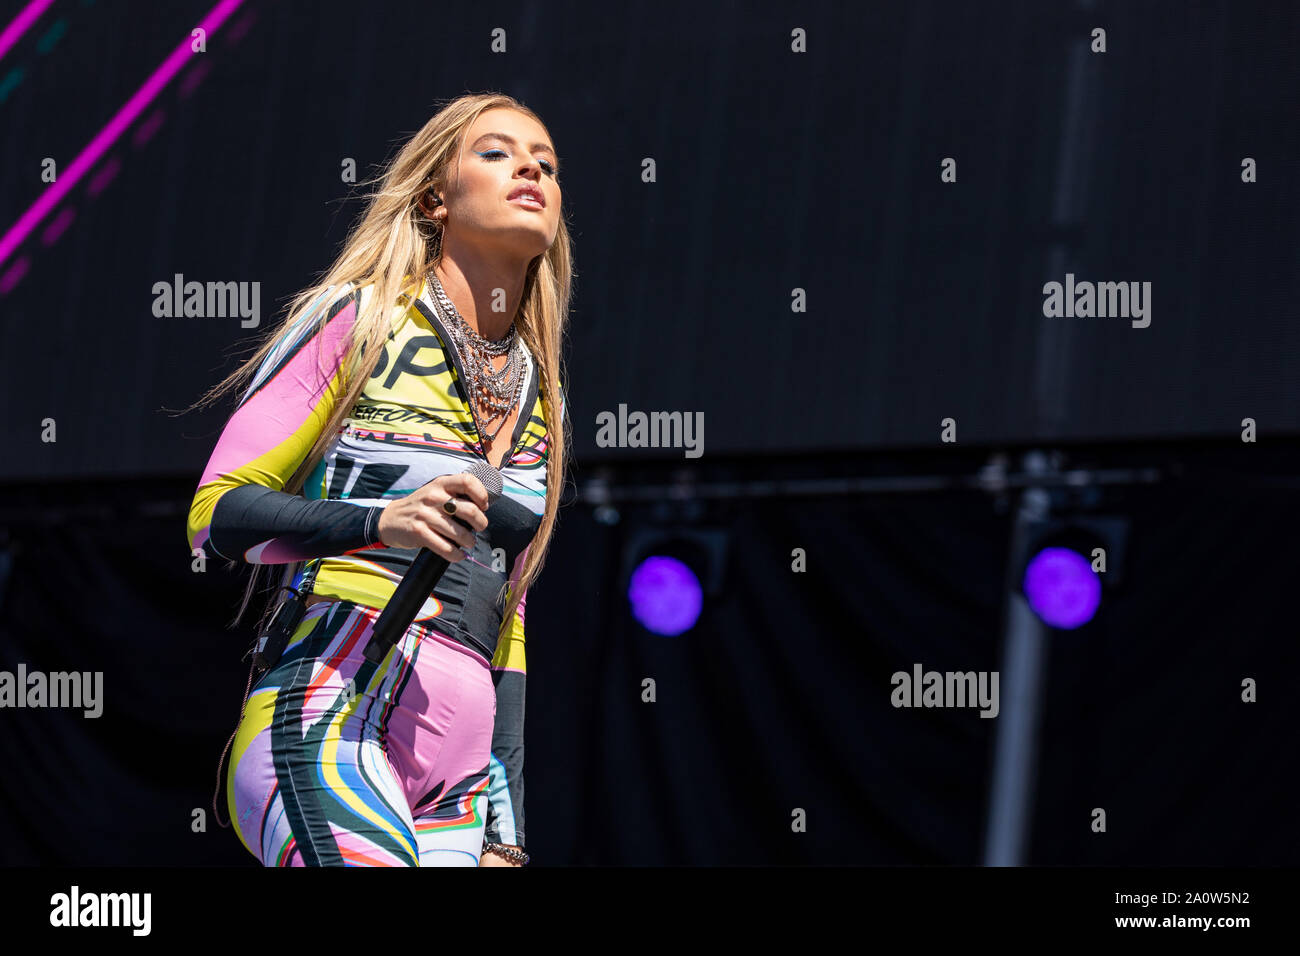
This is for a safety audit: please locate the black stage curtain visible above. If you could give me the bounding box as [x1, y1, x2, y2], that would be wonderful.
[1, 451, 1293, 865]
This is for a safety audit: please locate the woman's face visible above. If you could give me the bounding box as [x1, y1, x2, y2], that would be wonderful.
[442, 107, 562, 264]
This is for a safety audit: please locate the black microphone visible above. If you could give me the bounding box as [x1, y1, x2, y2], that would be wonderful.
[363, 461, 503, 663]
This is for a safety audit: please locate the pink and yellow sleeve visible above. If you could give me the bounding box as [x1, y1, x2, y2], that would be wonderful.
[185, 284, 386, 564]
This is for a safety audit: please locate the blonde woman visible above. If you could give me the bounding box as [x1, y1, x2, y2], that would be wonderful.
[185, 93, 571, 867]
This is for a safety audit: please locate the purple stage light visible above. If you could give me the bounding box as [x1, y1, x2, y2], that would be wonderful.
[628, 555, 703, 636]
[1022, 546, 1102, 629]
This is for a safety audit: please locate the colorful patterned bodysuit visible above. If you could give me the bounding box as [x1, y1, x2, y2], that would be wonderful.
[186, 279, 562, 865]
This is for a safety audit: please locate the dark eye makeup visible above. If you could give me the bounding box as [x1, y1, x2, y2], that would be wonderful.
[475, 148, 558, 177]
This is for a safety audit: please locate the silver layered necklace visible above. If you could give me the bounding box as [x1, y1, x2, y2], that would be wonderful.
[426, 271, 527, 445]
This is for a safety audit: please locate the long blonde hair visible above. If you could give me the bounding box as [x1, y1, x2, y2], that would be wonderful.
[184, 92, 573, 645]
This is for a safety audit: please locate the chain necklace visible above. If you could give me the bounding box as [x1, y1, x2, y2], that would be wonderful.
[426, 272, 527, 446]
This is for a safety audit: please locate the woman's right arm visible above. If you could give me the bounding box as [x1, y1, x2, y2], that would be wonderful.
[185, 284, 385, 565]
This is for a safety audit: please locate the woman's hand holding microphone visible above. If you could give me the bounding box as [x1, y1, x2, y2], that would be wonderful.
[376, 472, 491, 557]
[376, 471, 524, 866]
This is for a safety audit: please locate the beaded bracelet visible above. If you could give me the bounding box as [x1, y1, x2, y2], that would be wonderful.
[483, 842, 530, 865]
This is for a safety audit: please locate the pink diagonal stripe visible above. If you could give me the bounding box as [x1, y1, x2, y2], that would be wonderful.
[0, 0, 244, 268]
[0, 0, 54, 64]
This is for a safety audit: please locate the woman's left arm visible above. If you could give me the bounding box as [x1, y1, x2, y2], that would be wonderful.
[482, 585, 527, 864]
[482, 383, 565, 866]
[482, 543, 532, 863]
